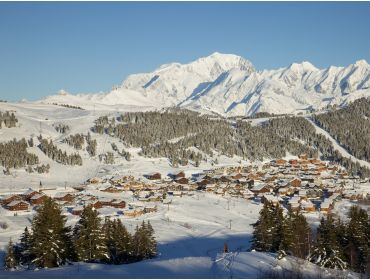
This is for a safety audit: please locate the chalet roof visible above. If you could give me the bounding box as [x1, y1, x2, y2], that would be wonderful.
[23, 189, 38, 196]
[7, 200, 29, 207]
[251, 183, 268, 191]
[30, 193, 45, 200]
[54, 192, 73, 198]
[301, 200, 314, 208]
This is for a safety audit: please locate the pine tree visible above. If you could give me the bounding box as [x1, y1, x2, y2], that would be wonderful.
[146, 221, 157, 258]
[346, 205, 370, 273]
[18, 226, 33, 265]
[251, 201, 275, 252]
[308, 215, 347, 270]
[30, 198, 71, 268]
[4, 239, 17, 271]
[73, 205, 108, 263]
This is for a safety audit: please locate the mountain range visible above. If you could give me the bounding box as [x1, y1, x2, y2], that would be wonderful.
[40, 52, 370, 116]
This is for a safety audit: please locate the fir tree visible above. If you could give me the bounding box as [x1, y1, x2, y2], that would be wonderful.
[73, 205, 108, 263]
[18, 226, 33, 266]
[4, 239, 17, 271]
[251, 201, 275, 252]
[346, 205, 370, 273]
[308, 215, 347, 270]
[30, 198, 71, 268]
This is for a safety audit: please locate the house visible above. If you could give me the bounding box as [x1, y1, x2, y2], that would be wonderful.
[23, 189, 40, 200]
[88, 177, 101, 184]
[144, 205, 157, 213]
[301, 200, 316, 212]
[290, 178, 301, 188]
[146, 172, 161, 180]
[29, 193, 47, 205]
[71, 205, 84, 215]
[6, 200, 29, 211]
[1, 194, 23, 206]
[174, 171, 185, 179]
[54, 192, 74, 202]
[275, 159, 287, 166]
[101, 186, 122, 193]
[320, 199, 333, 213]
[175, 177, 189, 185]
[250, 183, 272, 194]
[111, 200, 126, 209]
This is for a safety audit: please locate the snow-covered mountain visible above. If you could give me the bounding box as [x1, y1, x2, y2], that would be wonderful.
[40, 53, 370, 116]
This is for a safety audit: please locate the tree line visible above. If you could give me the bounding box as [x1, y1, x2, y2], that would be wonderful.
[38, 135, 82, 166]
[4, 198, 157, 270]
[312, 98, 370, 162]
[252, 201, 370, 275]
[0, 138, 39, 172]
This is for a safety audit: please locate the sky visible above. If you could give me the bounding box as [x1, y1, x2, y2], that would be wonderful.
[1, 2, 370, 102]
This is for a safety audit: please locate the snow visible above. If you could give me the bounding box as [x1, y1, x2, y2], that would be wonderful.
[306, 117, 370, 169]
[38, 52, 370, 117]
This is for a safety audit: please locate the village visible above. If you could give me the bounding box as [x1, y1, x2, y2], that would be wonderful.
[1, 154, 369, 220]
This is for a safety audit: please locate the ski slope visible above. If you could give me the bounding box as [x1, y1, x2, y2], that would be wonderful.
[306, 117, 370, 169]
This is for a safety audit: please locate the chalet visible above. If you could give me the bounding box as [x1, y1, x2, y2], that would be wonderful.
[320, 199, 334, 213]
[54, 192, 74, 202]
[301, 199, 316, 212]
[23, 189, 40, 200]
[72, 205, 84, 215]
[173, 191, 183, 197]
[1, 194, 23, 206]
[175, 177, 189, 185]
[250, 183, 272, 194]
[101, 186, 122, 193]
[144, 205, 157, 213]
[111, 200, 126, 209]
[146, 172, 161, 180]
[290, 178, 301, 188]
[289, 159, 298, 165]
[29, 193, 47, 205]
[275, 159, 287, 166]
[6, 200, 29, 211]
[174, 171, 185, 179]
[124, 207, 144, 218]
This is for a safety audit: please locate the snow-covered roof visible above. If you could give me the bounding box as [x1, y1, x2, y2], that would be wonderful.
[7, 200, 29, 207]
[30, 193, 45, 200]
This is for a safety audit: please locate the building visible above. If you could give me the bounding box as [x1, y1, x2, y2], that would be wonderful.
[146, 172, 161, 180]
[6, 200, 29, 211]
[29, 193, 47, 205]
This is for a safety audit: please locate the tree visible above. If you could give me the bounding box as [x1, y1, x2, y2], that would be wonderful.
[308, 215, 347, 270]
[4, 239, 17, 270]
[30, 198, 72, 268]
[18, 227, 33, 265]
[73, 205, 108, 263]
[252, 201, 275, 252]
[346, 205, 370, 273]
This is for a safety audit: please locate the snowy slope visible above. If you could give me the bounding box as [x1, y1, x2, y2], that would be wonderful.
[40, 53, 370, 117]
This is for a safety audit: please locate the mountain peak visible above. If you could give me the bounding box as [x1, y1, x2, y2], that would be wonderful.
[354, 59, 368, 67]
[288, 61, 318, 72]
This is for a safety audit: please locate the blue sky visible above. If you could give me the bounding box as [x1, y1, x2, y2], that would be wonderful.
[1, 2, 370, 101]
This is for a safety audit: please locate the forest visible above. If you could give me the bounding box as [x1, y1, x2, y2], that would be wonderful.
[252, 201, 370, 276]
[4, 198, 157, 270]
[91, 108, 370, 177]
[312, 98, 370, 162]
[0, 110, 18, 129]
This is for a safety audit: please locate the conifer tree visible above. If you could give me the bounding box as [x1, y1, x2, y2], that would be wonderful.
[18, 226, 33, 265]
[4, 239, 17, 271]
[346, 205, 370, 273]
[252, 201, 275, 252]
[30, 198, 71, 268]
[73, 205, 108, 263]
[308, 215, 347, 270]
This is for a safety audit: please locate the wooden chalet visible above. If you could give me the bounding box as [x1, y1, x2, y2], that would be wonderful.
[54, 192, 75, 202]
[23, 189, 40, 200]
[175, 177, 189, 184]
[1, 194, 23, 206]
[29, 193, 47, 205]
[146, 172, 161, 180]
[6, 200, 29, 211]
